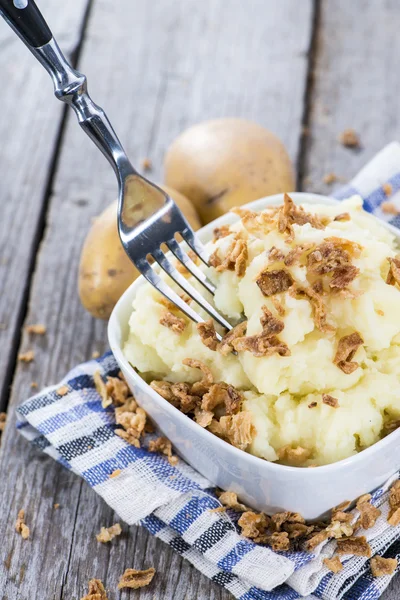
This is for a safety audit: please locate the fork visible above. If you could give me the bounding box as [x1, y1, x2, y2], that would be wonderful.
[0, 0, 233, 334]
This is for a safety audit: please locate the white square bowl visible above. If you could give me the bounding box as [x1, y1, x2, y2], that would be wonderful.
[108, 192, 400, 520]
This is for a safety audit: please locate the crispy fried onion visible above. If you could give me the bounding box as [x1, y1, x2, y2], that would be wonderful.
[150, 360, 253, 451]
[277, 193, 328, 240]
[159, 311, 186, 334]
[209, 236, 248, 276]
[386, 255, 400, 286]
[370, 556, 398, 577]
[307, 238, 361, 290]
[197, 320, 219, 351]
[333, 332, 364, 374]
[256, 268, 293, 297]
[289, 283, 334, 333]
[388, 480, 400, 525]
[214, 487, 382, 557]
[219, 321, 247, 355]
[208, 412, 255, 450]
[232, 307, 290, 357]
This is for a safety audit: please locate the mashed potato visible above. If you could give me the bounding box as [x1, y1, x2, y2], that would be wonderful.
[124, 195, 400, 466]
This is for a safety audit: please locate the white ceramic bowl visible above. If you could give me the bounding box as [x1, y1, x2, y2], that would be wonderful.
[108, 192, 400, 520]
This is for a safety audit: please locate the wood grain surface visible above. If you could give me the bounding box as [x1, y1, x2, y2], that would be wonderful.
[301, 0, 400, 197]
[1, 0, 399, 598]
[0, 0, 90, 413]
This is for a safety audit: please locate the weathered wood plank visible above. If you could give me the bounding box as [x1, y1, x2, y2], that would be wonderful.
[303, 2, 400, 597]
[0, 0, 314, 598]
[302, 0, 400, 195]
[0, 0, 91, 412]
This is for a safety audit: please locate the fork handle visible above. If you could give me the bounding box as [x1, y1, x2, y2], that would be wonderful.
[0, 0, 51, 48]
[0, 0, 135, 180]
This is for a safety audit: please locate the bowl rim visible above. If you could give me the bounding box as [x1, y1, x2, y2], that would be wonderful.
[108, 191, 400, 476]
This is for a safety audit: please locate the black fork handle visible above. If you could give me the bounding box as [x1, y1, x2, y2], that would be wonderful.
[0, 0, 51, 48]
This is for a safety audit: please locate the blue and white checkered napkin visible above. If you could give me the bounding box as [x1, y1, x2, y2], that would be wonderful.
[16, 142, 400, 600]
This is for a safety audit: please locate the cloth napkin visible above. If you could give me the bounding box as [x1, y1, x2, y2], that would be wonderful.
[16, 142, 400, 600]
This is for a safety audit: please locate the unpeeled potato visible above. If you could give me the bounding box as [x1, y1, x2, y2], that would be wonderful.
[164, 118, 295, 224]
[79, 185, 201, 319]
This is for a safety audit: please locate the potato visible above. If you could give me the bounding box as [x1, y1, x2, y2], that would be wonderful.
[164, 118, 295, 224]
[79, 185, 201, 319]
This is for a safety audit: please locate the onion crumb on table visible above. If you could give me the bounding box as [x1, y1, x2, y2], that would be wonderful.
[141, 157, 152, 171]
[96, 523, 122, 543]
[118, 567, 156, 589]
[25, 324, 46, 335]
[339, 128, 361, 148]
[323, 172, 338, 184]
[0, 412, 6, 445]
[80, 579, 108, 600]
[15, 509, 30, 540]
[18, 350, 35, 363]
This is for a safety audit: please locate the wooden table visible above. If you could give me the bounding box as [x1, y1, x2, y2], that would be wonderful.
[0, 1, 399, 598]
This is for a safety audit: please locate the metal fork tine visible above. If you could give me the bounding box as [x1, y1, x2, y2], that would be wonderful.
[180, 227, 210, 267]
[137, 259, 224, 340]
[151, 248, 232, 331]
[166, 238, 216, 295]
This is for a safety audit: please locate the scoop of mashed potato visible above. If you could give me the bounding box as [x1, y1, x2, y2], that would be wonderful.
[124, 195, 400, 466]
